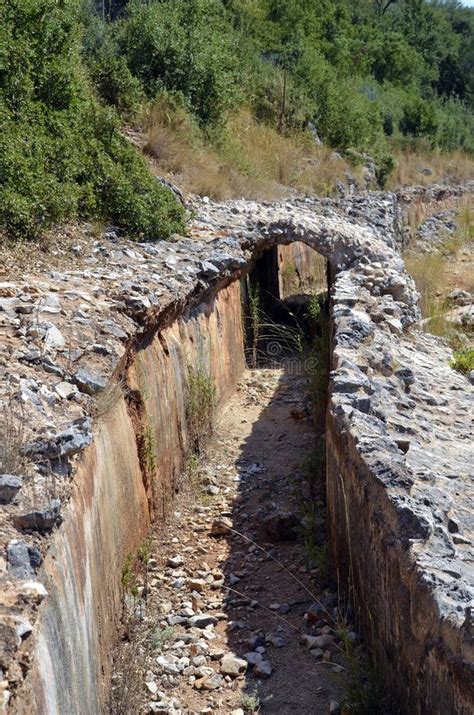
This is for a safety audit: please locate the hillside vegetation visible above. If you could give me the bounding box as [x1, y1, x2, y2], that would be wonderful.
[1, 0, 474, 240]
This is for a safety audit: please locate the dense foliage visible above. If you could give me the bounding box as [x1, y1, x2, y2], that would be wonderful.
[1, 0, 473, 239]
[86, 0, 474, 169]
[0, 0, 185, 240]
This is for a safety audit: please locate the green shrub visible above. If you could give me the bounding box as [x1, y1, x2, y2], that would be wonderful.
[185, 366, 216, 455]
[116, 0, 241, 126]
[0, 0, 185, 241]
[450, 349, 474, 375]
[400, 96, 438, 139]
[436, 98, 474, 154]
[88, 53, 144, 114]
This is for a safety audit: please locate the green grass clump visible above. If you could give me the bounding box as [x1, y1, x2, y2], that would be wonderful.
[450, 349, 474, 375]
[0, 0, 185, 241]
[185, 366, 216, 456]
[335, 623, 385, 715]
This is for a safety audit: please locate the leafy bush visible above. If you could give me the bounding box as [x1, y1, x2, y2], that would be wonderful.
[115, 0, 241, 125]
[0, 0, 185, 240]
[450, 349, 474, 375]
[88, 52, 144, 115]
[436, 98, 474, 154]
[400, 96, 439, 139]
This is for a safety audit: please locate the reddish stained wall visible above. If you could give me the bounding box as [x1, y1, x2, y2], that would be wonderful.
[13, 282, 246, 715]
[278, 242, 327, 298]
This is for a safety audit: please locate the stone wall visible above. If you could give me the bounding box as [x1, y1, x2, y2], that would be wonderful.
[8, 283, 245, 714]
[277, 242, 326, 298]
[326, 265, 473, 715]
[326, 419, 473, 715]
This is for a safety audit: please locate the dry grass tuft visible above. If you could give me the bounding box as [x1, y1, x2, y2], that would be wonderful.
[404, 198, 473, 348]
[405, 252, 447, 317]
[388, 148, 474, 189]
[143, 100, 351, 200]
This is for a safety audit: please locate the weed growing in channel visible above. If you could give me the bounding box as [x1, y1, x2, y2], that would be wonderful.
[142, 424, 157, 474]
[185, 366, 216, 456]
[121, 554, 139, 602]
[299, 501, 329, 580]
[303, 295, 330, 433]
[149, 626, 176, 653]
[247, 284, 262, 369]
[334, 620, 386, 714]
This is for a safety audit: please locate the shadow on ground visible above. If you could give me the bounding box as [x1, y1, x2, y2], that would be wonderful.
[216, 363, 345, 714]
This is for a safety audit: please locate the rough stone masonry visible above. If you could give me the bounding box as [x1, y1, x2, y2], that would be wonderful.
[0, 184, 472, 713]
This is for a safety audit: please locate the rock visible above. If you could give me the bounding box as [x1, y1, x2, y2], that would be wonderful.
[188, 578, 206, 592]
[167, 555, 184, 568]
[146, 681, 158, 695]
[12, 615, 33, 639]
[247, 632, 266, 649]
[54, 381, 78, 399]
[57, 421, 93, 457]
[230, 710, 245, 715]
[312, 634, 334, 648]
[72, 368, 106, 395]
[44, 326, 65, 349]
[101, 320, 128, 340]
[220, 653, 247, 677]
[244, 652, 262, 666]
[7, 540, 38, 578]
[27, 545, 43, 569]
[167, 615, 188, 626]
[171, 577, 186, 589]
[394, 367, 415, 388]
[267, 633, 286, 647]
[290, 403, 307, 420]
[263, 510, 300, 542]
[23, 419, 92, 459]
[13, 499, 62, 533]
[211, 516, 233, 536]
[330, 701, 341, 714]
[305, 602, 327, 624]
[447, 289, 472, 306]
[253, 660, 273, 678]
[0, 475, 23, 504]
[19, 580, 47, 603]
[188, 614, 218, 629]
[300, 634, 319, 650]
[194, 672, 223, 690]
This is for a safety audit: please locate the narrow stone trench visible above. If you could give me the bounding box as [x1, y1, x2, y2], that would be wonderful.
[110, 360, 366, 714]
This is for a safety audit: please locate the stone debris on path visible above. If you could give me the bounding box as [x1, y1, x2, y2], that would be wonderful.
[111, 370, 354, 715]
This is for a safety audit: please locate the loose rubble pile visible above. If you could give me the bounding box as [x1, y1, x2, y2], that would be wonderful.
[111, 370, 353, 714]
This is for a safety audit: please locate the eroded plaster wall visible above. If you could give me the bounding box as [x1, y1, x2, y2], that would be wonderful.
[12, 282, 245, 714]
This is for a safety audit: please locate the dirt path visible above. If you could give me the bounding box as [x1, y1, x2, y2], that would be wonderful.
[111, 368, 354, 714]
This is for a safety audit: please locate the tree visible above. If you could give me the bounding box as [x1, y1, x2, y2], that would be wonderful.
[374, 0, 398, 15]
